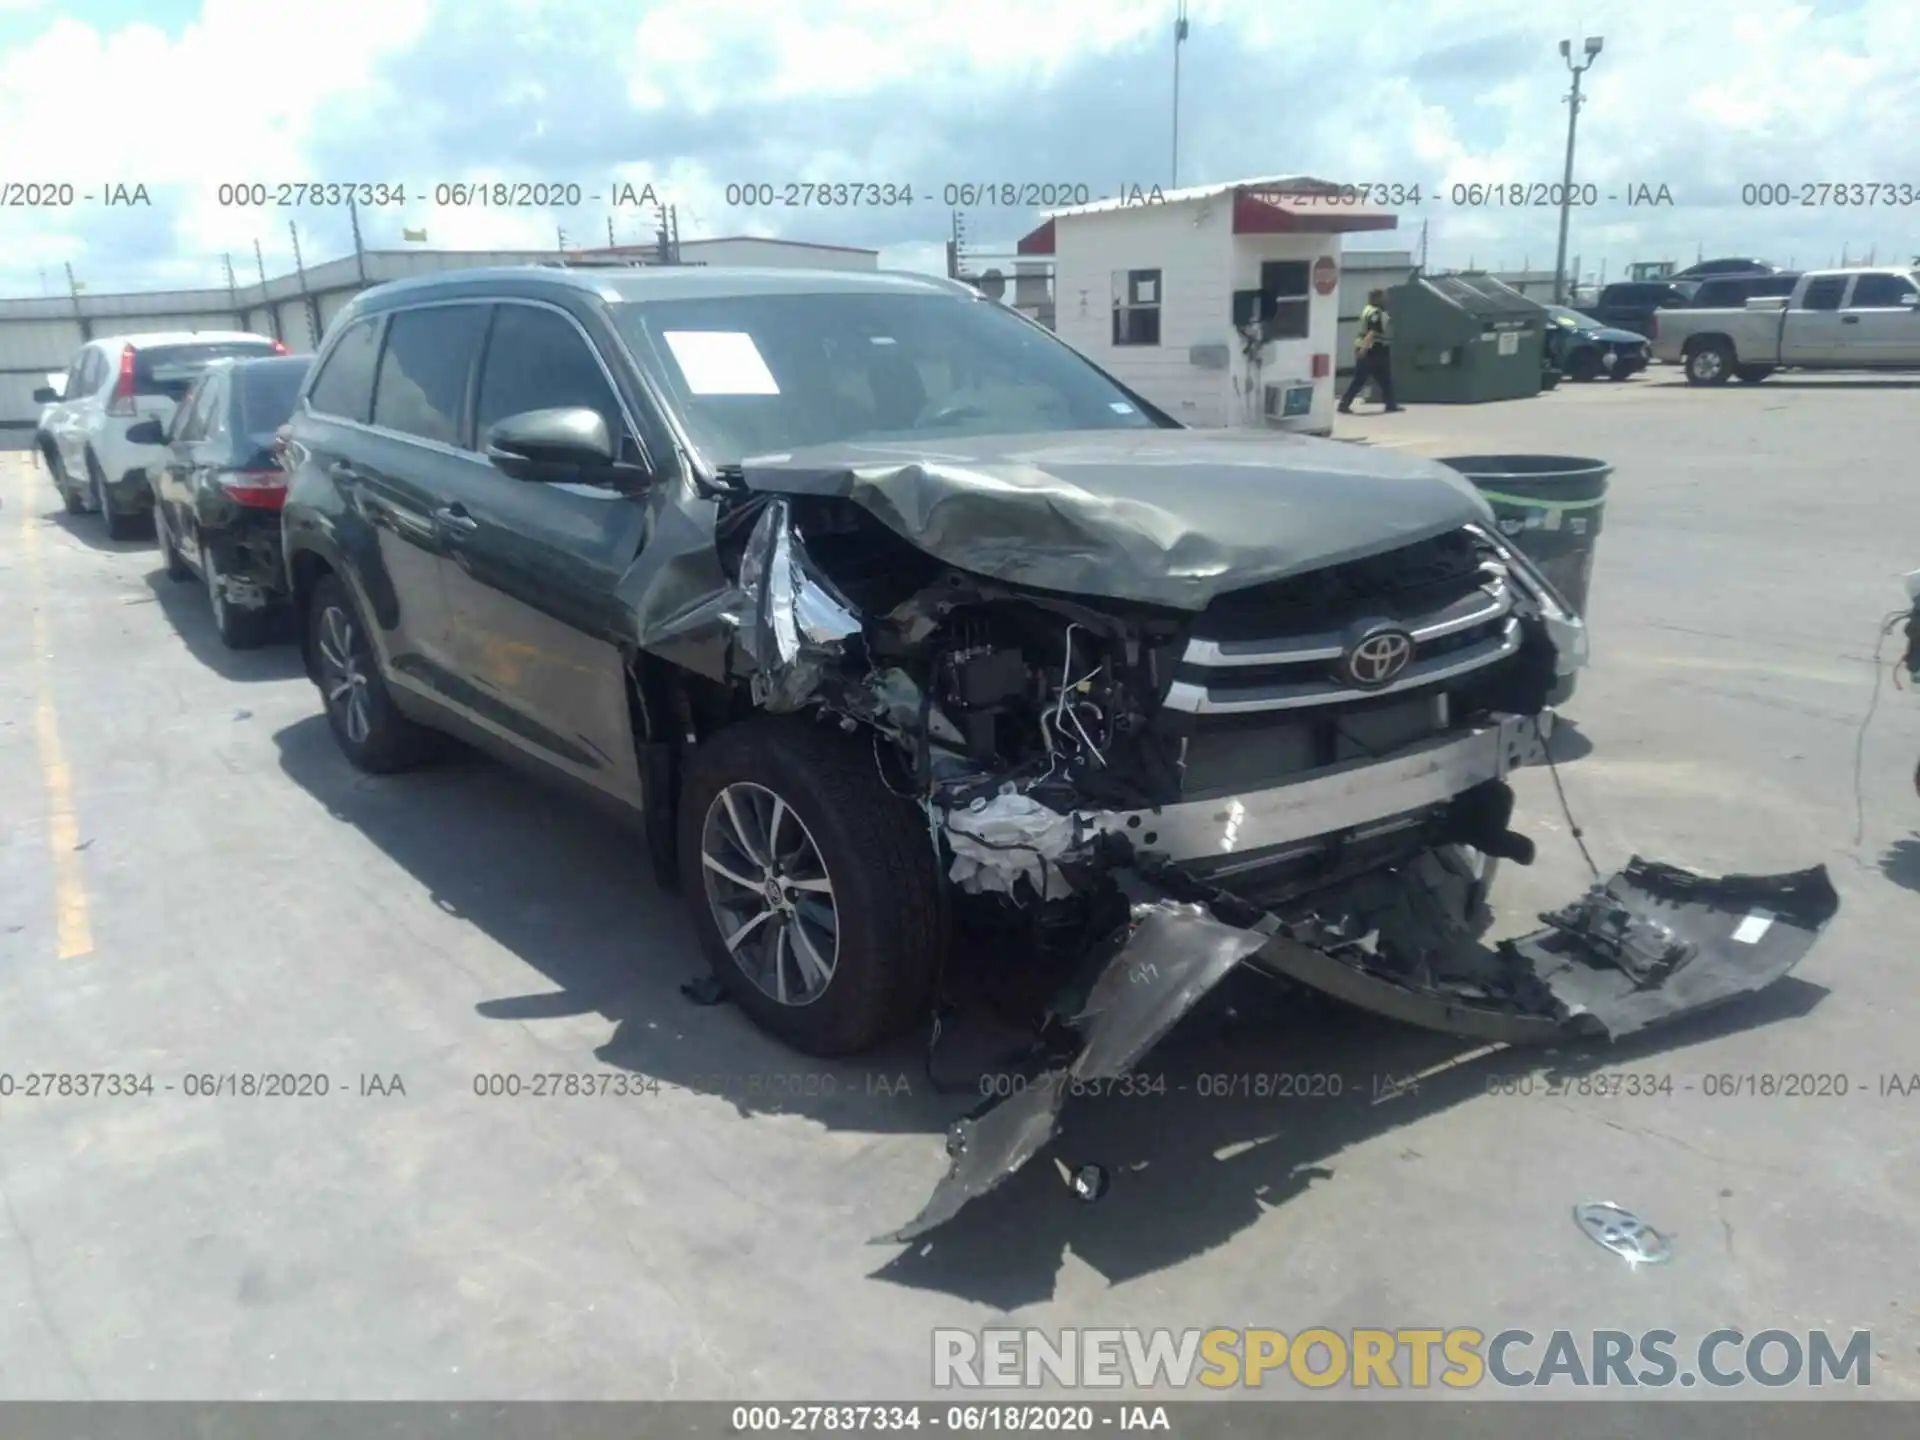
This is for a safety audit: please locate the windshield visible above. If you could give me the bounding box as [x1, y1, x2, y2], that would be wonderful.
[610, 290, 1160, 466]
[1547, 306, 1598, 328]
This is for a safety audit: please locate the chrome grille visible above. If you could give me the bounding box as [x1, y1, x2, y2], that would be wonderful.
[1165, 550, 1520, 717]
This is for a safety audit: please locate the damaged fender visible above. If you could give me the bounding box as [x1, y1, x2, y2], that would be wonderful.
[882, 856, 1839, 1241]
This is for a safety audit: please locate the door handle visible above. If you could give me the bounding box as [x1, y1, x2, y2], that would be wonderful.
[1842, 315, 1859, 324]
[433, 504, 478, 532]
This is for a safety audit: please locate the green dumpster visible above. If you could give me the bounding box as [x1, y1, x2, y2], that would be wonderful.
[1437, 455, 1612, 617]
[1387, 274, 1546, 404]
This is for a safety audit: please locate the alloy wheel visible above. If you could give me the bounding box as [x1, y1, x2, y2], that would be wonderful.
[316, 604, 373, 745]
[699, 781, 839, 1006]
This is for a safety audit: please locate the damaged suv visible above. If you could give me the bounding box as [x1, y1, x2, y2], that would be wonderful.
[282, 267, 1837, 1235]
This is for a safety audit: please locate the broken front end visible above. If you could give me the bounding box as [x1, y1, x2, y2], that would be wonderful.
[720, 492, 1838, 1241]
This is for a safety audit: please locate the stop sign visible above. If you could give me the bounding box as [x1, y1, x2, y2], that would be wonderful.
[1313, 255, 1339, 295]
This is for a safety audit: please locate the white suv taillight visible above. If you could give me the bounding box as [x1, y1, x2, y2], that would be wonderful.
[106, 345, 137, 417]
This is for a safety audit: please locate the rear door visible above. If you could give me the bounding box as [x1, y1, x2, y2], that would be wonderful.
[436, 299, 650, 804]
[356, 303, 491, 701]
[1840, 271, 1920, 365]
[1780, 275, 1849, 364]
[156, 375, 215, 562]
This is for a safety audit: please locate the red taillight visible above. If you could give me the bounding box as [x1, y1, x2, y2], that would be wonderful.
[107, 345, 136, 416]
[271, 339, 288, 355]
[220, 470, 287, 509]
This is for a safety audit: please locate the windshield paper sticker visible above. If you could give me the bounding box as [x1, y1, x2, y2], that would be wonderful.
[662, 331, 781, 396]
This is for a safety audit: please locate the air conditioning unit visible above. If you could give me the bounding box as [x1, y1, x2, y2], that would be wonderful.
[1262, 380, 1314, 425]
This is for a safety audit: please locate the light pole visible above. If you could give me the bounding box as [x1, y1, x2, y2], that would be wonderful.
[1551, 36, 1602, 305]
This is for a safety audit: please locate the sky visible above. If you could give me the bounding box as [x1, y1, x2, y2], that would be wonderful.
[1, 0, 1916, 300]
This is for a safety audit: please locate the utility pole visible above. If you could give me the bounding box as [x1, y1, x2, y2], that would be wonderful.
[1170, 1, 1189, 188]
[64, 261, 91, 342]
[556, 225, 568, 253]
[255, 238, 282, 344]
[224, 252, 244, 328]
[1418, 219, 1429, 272]
[348, 195, 368, 286]
[1551, 35, 1603, 305]
[607, 214, 616, 247]
[289, 220, 318, 348]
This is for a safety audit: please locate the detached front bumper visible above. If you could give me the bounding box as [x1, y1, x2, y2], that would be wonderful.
[888, 822, 1840, 1243]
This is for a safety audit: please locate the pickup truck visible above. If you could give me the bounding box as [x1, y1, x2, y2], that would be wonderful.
[1650, 267, 1920, 384]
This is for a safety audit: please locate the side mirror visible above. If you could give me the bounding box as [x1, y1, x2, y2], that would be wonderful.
[33, 386, 60, 404]
[484, 407, 624, 484]
[125, 418, 167, 445]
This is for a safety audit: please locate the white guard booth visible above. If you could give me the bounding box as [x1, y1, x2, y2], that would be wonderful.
[1015, 176, 1400, 436]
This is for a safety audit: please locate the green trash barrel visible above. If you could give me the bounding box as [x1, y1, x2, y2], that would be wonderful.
[1437, 455, 1612, 617]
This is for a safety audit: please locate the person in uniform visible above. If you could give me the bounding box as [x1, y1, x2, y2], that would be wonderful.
[1339, 289, 1403, 414]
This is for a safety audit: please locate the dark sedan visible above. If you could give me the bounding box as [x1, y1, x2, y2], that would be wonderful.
[1543, 305, 1649, 381]
[129, 353, 312, 648]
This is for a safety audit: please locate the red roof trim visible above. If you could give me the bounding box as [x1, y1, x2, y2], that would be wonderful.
[1232, 191, 1398, 235]
[1015, 219, 1056, 255]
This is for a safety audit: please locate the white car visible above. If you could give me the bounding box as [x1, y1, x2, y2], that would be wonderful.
[34, 331, 284, 539]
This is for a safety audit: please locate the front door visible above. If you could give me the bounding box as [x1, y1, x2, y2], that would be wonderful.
[1840, 272, 1920, 365]
[157, 372, 218, 566]
[50, 348, 101, 480]
[437, 301, 650, 806]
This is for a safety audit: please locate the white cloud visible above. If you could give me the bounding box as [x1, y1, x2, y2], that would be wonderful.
[1, 0, 1917, 297]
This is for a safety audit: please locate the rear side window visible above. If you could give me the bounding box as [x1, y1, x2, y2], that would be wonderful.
[372, 305, 489, 446]
[1801, 277, 1848, 311]
[238, 361, 312, 435]
[134, 341, 277, 401]
[306, 317, 382, 422]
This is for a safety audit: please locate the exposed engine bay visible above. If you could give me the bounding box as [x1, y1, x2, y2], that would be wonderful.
[702, 469, 1839, 1241]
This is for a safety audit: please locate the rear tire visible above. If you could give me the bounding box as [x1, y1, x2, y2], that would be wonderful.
[49, 454, 85, 514]
[204, 544, 270, 649]
[156, 506, 192, 582]
[1684, 341, 1735, 385]
[1733, 365, 1774, 383]
[1566, 351, 1602, 382]
[88, 455, 140, 541]
[678, 716, 944, 1057]
[308, 574, 439, 773]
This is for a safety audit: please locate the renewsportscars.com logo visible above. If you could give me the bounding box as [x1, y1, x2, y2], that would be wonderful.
[932, 1327, 1873, 1391]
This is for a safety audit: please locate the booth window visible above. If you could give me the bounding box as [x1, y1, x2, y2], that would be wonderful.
[1259, 261, 1311, 340]
[1112, 269, 1162, 346]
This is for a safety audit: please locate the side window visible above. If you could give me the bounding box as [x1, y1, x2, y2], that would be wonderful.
[1111, 269, 1162, 346]
[1258, 260, 1311, 341]
[75, 350, 104, 396]
[1801, 277, 1848, 311]
[62, 352, 90, 399]
[474, 304, 624, 446]
[1848, 273, 1919, 308]
[204, 373, 232, 442]
[173, 380, 211, 442]
[372, 305, 489, 446]
[306, 316, 383, 422]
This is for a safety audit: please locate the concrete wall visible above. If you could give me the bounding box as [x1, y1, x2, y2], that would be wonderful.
[1051, 198, 1236, 427]
[679, 238, 878, 271]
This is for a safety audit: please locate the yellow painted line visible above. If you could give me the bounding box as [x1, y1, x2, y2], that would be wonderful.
[15, 461, 93, 959]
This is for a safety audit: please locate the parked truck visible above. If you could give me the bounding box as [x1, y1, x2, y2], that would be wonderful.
[1650, 266, 1920, 384]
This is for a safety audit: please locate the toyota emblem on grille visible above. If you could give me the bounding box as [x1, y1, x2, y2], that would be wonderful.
[1341, 627, 1415, 688]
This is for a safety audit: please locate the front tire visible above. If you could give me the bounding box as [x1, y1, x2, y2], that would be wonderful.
[308, 574, 438, 773]
[1684, 341, 1735, 385]
[678, 717, 944, 1057]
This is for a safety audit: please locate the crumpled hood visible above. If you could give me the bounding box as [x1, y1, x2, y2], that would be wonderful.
[735, 429, 1495, 611]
